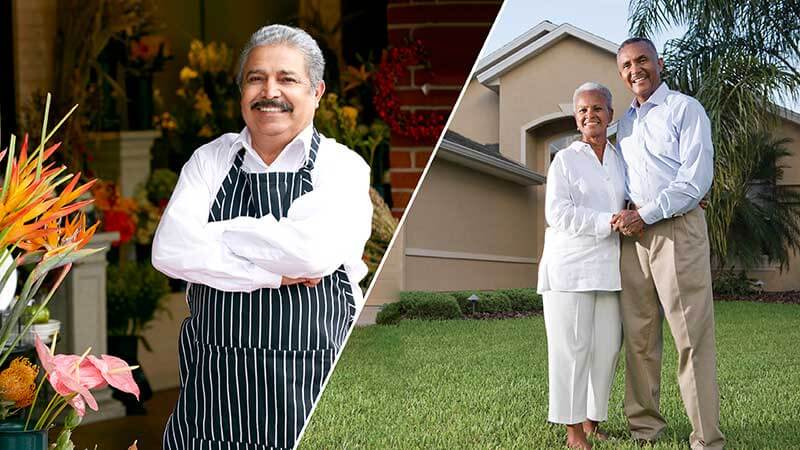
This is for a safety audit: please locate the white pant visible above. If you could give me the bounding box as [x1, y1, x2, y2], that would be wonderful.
[543, 290, 621, 424]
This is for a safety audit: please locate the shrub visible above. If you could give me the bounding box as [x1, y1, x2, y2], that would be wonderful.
[713, 269, 756, 296]
[375, 301, 404, 325]
[472, 291, 512, 313]
[496, 288, 543, 311]
[448, 290, 482, 313]
[376, 291, 461, 324]
[448, 290, 514, 314]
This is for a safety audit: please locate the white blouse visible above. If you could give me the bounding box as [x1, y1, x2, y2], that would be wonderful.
[152, 124, 373, 306]
[537, 140, 626, 293]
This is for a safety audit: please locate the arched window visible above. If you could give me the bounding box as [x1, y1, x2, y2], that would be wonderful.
[548, 133, 580, 161]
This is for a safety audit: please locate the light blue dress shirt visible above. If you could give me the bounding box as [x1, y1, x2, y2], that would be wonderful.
[616, 83, 714, 224]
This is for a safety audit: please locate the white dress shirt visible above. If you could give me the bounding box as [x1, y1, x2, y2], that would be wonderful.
[616, 83, 714, 224]
[152, 124, 373, 306]
[537, 140, 626, 293]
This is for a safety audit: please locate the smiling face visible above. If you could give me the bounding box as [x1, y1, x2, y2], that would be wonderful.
[574, 90, 613, 142]
[617, 41, 664, 105]
[239, 44, 325, 150]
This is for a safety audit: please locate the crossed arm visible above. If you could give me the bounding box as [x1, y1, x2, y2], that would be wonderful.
[151, 151, 371, 292]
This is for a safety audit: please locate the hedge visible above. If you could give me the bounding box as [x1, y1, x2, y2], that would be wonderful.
[375, 291, 461, 324]
[449, 288, 542, 314]
[376, 288, 543, 325]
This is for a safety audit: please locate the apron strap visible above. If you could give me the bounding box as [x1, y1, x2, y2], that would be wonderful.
[233, 147, 247, 170]
[301, 128, 321, 172]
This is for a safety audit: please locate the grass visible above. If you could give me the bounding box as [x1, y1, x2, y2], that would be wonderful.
[299, 302, 800, 449]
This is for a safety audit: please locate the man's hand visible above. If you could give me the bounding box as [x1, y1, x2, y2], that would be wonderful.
[281, 276, 306, 286]
[611, 209, 645, 236]
[302, 277, 322, 287]
[281, 276, 323, 287]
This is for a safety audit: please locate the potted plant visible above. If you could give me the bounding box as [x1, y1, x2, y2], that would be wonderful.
[106, 262, 170, 414]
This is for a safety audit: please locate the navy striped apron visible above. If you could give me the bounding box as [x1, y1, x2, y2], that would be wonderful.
[163, 130, 356, 449]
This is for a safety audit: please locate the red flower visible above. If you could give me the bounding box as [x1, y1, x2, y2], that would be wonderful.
[102, 210, 136, 246]
[372, 41, 445, 143]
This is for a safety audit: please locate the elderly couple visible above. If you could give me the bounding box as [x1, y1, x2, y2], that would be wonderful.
[537, 38, 724, 449]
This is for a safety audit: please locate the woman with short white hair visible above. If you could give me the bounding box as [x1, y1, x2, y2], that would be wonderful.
[537, 82, 624, 449]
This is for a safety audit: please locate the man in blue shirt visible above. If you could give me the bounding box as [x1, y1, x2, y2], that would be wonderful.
[612, 37, 724, 449]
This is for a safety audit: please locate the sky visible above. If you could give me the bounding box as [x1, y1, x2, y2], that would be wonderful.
[478, 0, 799, 112]
[480, 0, 686, 57]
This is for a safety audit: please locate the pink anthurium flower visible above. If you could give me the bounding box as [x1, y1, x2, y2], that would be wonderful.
[34, 335, 103, 416]
[87, 355, 140, 400]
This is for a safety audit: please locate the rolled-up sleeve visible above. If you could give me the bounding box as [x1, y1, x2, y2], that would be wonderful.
[220, 151, 372, 279]
[545, 155, 614, 238]
[151, 151, 282, 291]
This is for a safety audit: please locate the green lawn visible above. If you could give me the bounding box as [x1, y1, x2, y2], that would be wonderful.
[299, 302, 800, 449]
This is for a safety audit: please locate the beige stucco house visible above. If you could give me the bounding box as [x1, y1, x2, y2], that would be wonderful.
[360, 21, 800, 324]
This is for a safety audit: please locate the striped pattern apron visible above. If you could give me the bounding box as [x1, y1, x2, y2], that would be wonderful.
[163, 130, 356, 449]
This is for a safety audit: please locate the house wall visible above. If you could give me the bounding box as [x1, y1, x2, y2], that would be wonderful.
[776, 116, 800, 187]
[400, 158, 539, 291]
[448, 78, 500, 144]
[497, 36, 629, 165]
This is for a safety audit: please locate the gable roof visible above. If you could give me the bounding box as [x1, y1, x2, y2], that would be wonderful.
[476, 22, 619, 90]
[439, 130, 545, 185]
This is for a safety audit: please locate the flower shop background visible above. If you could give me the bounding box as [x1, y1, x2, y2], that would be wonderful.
[1, 0, 500, 446]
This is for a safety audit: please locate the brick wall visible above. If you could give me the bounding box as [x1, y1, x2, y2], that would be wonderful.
[386, 0, 501, 218]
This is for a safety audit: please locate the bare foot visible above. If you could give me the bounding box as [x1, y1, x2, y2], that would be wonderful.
[582, 420, 609, 441]
[566, 424, 592, 449]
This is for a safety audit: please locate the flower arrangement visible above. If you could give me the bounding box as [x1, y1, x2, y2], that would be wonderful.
[0, 95, 139, 447]
[124, 34, 171, 77]
[315, 93, 389, 175]
[153, 40, 242, 171]
[0, 335, 139, 447]
[91, 181, 137, 247]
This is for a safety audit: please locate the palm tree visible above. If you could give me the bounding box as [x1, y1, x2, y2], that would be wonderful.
[628, 0, 800, 270]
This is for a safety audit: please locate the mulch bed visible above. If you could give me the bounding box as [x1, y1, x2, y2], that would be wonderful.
[464, 310, 543, 320]
[714, 290, 800, 305]
[464, 291, 800, 321]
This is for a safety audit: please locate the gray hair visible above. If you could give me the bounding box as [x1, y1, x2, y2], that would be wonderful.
[572, 82, 613, 111]
[236, 24, 325, 93]
[618, 37, 659, 58]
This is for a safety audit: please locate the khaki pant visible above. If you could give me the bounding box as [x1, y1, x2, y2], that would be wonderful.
[620, 208, 724, 449]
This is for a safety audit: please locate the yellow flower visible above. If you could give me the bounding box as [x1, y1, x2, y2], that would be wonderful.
[188, 40, 206, 69]
[0, 357, 38, 408]
[176, 88, 186, 98]
[341, 106, 359, 130]
[194, 90, 213, 117]
[197, 124, 214, 137]
[179, 67, 199, 83]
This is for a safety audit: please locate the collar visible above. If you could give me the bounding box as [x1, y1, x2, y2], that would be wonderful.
[230, 123, 315, 165]
[629, 82, 670, 111]
[568, 139, 615, 155]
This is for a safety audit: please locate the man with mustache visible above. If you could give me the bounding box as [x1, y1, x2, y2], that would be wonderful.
[153, 24, 372, 450]
[612, 37, 724, 449]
